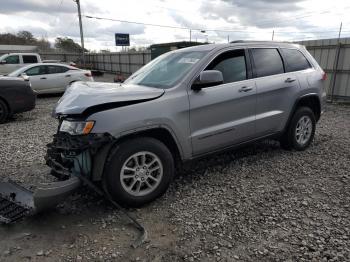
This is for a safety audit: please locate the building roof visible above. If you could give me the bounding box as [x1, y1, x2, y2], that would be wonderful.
[0, 45, 38, 51]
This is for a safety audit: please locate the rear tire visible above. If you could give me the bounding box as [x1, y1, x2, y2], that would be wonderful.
[280, 107, 316, 151]
[103, 137, 174, 207]
[0, 99, 9, 124]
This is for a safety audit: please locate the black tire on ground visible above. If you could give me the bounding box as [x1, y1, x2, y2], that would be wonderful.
[0, 99, 9, 124]
[280, 106, 316, 151]
[103, 137, 174, 207]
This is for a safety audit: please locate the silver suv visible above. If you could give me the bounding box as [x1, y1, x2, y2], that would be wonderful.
[47, 41, 327, 207]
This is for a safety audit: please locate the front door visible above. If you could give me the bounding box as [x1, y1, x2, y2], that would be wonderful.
[0, 55, 21, 75]
[25, 65, 52, 93]
[189, 49, 256, 155]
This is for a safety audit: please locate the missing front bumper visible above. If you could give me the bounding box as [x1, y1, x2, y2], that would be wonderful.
[0, 177, 81, 224]
[1, 133, 111, 224]
[45, 132, 112, 180]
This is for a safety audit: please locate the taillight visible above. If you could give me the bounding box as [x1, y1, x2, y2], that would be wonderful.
[322, 72, 327, 81]
[85, 72, 92, 77]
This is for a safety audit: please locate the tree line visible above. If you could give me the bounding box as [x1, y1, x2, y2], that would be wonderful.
[0, 31, 86, 52]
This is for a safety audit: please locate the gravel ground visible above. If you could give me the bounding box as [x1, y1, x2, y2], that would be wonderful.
[0, 97, 349, 262]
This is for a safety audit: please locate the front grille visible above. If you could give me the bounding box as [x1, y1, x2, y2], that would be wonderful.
[0, 196, 31, 223]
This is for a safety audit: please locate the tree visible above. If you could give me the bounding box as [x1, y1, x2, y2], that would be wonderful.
[16, 31, 35, 44]
[0, 31, 51, 51]
[36, 37, 51, 51]
[54, 37, 88, 52]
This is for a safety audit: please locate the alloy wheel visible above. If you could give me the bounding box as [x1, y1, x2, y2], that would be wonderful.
[295, 115, 313, 146]
[120, 151, 163, 197]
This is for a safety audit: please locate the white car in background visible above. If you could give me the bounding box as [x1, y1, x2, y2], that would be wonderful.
[8, 63, 94, 94]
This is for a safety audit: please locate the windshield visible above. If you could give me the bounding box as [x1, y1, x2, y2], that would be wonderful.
[0, 54, 7, 61]
[125, 51, 208, 88]
[8, 67, 25, 77]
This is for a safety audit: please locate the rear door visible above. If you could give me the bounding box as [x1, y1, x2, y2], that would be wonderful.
[46, 65, 70, 92]
[189, 49, 256, 155]
[280, 47, 314, 91]
[250, 48, 300, 136]
[22, 55, 39, 65]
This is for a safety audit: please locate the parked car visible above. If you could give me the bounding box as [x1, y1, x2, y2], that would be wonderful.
[8, 63, 94, 94]
[0, 53, 41, 75]
[0, 76, 36, 123]
[40, 41, 326, 208]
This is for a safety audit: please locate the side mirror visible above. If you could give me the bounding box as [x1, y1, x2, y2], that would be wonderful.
[20, 73, 29, 81]
[192, 70, 224, 91]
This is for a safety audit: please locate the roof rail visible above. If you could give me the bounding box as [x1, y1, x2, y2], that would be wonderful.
[230, 40, 273, 43]
[230, 40, 246, 43]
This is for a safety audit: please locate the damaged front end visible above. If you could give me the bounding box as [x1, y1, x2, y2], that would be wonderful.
[46, 131, 113, 181]
[0, 129, 112, 224]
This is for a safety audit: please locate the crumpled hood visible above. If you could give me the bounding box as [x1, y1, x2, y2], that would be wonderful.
[54, 81, 165, 116]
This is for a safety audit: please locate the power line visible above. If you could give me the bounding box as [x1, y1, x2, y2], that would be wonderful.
[84, 14, 348, 35]
[85, 15, 189, 30]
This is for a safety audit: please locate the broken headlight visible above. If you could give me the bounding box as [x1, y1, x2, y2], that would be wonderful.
[59, 120, 95, 135]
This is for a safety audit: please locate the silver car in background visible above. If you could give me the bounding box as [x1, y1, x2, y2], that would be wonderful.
[8, 63, 93, 94]
[45, 41, 326, 207]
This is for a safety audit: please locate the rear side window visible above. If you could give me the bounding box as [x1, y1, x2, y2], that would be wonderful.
[206, 49, 247, 84]
[4, 55, 19, 64]
[47, 65, 69, 74]
[281, 48, 311, 72]
[251, 48, 284, 77]
[23, 55, 38, 63]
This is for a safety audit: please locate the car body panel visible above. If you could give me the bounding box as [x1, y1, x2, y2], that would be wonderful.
[254, 71, 301, 136]
[188, 79, 257, 155]
[85, 87, 191, 159]
[54, 81, 165, 115]
[0, 76, 36, 115]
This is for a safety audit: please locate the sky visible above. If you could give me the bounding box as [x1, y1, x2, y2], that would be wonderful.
[1, 0, 350, 51]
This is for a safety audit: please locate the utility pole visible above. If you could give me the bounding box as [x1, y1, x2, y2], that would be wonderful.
[73, 0, 85, 66]
[272, 30, 275, 41]
[338, 21, 343, 40]
[227, 35, 230, 43]
[189, 29, 192, 42]
[331, 21, 343, 102]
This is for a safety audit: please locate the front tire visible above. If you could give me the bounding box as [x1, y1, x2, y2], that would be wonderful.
[0, 99, 9, 124]
[280, 107, 316, 151]
[103, 137, 174, 207]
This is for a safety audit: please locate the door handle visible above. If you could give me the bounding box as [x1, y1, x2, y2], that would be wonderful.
[238, 86, 253, 92]
[285, 78, 296, 83]
[65, 74, 71, 77]
[40, 77, 47, 80]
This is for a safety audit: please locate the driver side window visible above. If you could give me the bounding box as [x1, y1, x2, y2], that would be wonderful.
[25, 66, 47, 76]
[206, 49, 247, 84]
[4, 55, 19, 64]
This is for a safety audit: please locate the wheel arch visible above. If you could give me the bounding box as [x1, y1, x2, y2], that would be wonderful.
[0, 95, 11, 114]
[115, 127, 183, 160]
[91, 127, 183, 181]
[284, 93, 321, 131]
